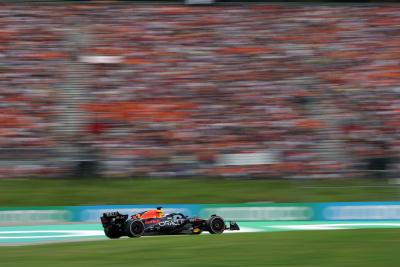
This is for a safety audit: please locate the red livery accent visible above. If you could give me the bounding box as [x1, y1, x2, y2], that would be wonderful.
[144, 219, 161, 224]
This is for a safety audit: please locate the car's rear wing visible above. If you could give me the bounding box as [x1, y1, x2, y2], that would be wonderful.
[100, 211, 128, 226]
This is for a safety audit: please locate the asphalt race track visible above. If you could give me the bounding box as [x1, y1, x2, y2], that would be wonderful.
[1, 221, 400, 246]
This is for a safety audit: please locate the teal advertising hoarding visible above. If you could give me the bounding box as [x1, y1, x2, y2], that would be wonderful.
[199, 203, 313, 221]
[313, 202, 400, 221]
[1, 202, 400, 225]
[0, 206, 72, 225]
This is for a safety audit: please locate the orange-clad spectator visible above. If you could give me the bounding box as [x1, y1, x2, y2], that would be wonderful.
[1, 3, 400, 178]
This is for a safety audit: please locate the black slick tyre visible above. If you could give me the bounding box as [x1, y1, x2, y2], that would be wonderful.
[104, 226, 121, 239]
[207, 216, 225, 234]
[125, 219, 145, 238]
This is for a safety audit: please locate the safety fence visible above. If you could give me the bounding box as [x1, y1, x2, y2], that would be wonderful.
[1, 202, 400, 225]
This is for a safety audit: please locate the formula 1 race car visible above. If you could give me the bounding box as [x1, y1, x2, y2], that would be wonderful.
[100, 211, 240, 238]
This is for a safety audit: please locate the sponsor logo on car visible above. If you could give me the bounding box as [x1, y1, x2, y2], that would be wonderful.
[158, 220, 184, 227]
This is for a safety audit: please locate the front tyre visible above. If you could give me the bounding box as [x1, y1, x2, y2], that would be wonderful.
[124, 219, 145, 238]
[207, 216, 225, 234]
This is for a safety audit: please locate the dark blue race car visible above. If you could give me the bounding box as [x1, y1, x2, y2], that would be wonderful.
[100, 210, 240, 238]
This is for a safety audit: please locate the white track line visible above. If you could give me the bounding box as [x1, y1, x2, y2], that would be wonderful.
[269, 222, 400, 230]
[0, 230, 104, 239]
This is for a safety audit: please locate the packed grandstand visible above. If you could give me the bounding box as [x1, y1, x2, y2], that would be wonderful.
[0, 3, 399, 178]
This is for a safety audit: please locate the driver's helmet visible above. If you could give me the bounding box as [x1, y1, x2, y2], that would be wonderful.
[156, 207, 164, 217]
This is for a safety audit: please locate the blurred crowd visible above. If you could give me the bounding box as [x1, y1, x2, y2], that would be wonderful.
[0, 3, 399, 178]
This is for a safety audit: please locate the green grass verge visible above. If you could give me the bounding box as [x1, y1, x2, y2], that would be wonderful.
[0, 230, 399, 267]
[0, 178, 399, 206]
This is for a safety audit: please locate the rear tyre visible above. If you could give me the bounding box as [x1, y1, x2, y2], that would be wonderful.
[104, 226, 121, 239]
[207, 215, 225, 234]
[124, 219, 145, 238]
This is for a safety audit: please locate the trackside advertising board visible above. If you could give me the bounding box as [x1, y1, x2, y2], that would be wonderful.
[314, 202, 400, 221]
[199, 203, 313, 221]
[1, 202, 400, 225]
[0, 207, 72, 225]
[72, 203, 313, 222]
